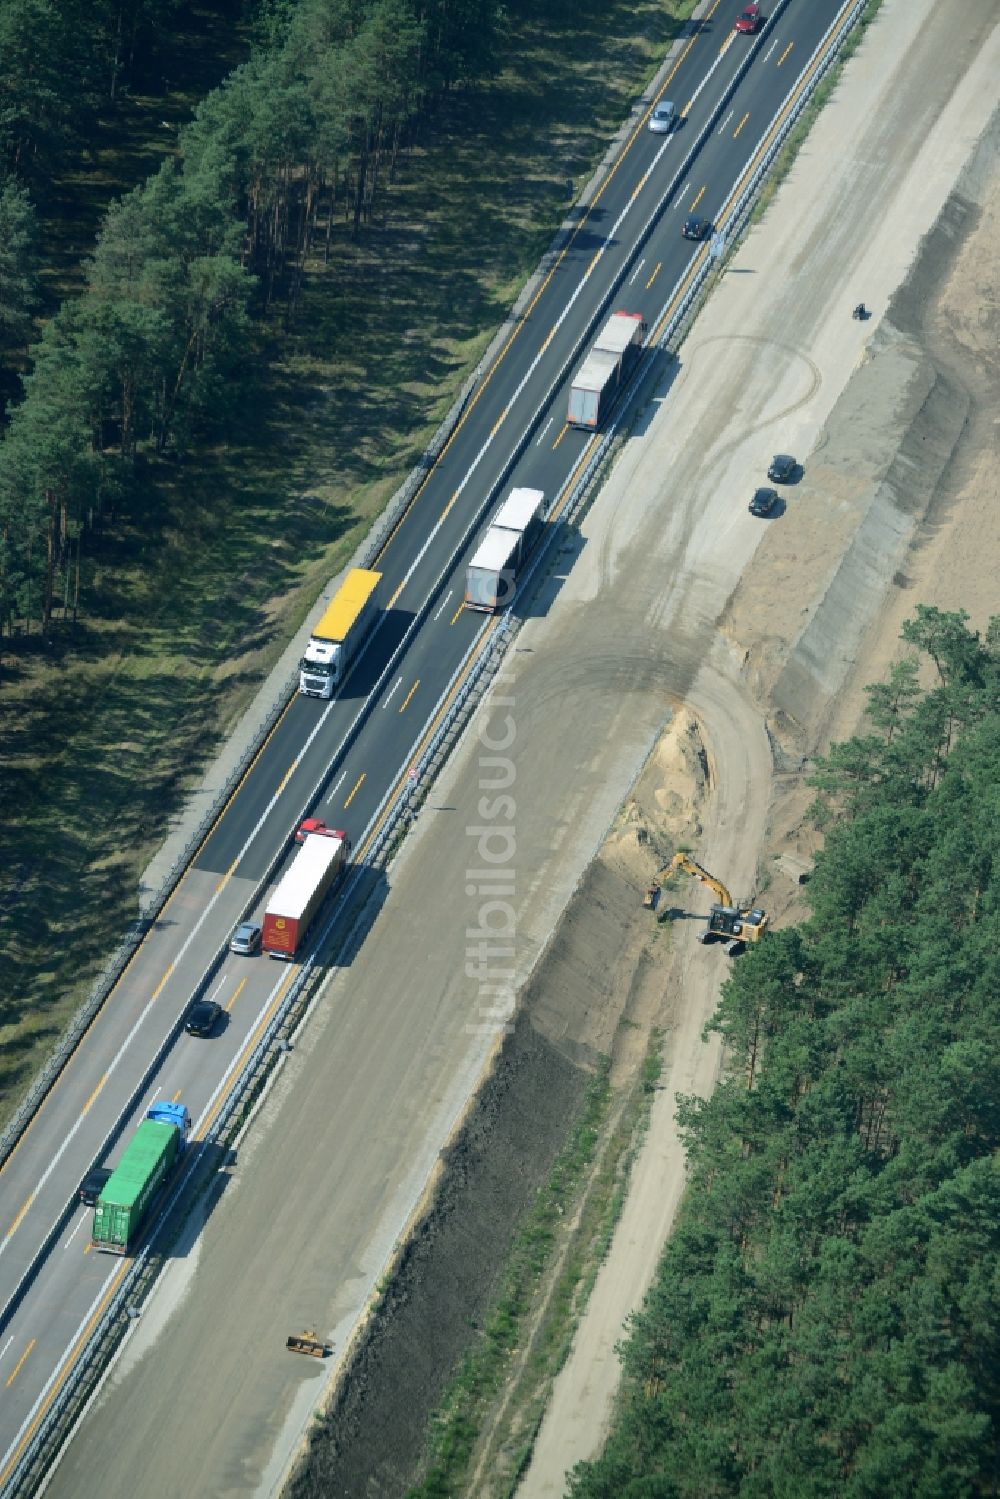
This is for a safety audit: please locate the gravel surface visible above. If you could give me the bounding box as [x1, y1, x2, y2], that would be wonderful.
[519, 0, 1000, 1491]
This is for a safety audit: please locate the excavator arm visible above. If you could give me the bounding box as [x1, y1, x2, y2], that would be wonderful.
[664, 851, 733, 908]
[643, 852, 767, 953]
[644, 851, 731, 910]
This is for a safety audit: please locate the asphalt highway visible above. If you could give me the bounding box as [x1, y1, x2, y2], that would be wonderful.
[0, 0, 848, 1480]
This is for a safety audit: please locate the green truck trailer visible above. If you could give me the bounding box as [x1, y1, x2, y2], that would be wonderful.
[91, 1101, 190, 1255]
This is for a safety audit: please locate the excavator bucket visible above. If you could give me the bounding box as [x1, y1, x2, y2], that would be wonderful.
[286, 1329, 329, 1358]
[643, 885, 660, 910]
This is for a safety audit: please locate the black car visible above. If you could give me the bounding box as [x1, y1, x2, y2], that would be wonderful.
[682, 215, 711, 241]
[78, 1166, 112, 1207]
[185, 999, 223, 1037]
[767, 453, 796, 482]
[749, 487, 778, 517]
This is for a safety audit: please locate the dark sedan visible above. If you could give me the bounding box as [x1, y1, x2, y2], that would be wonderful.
[682, 215, 711, 241]
[185, 999, 223, 1037]
[78, 1167, 112, 1207]
[767, 453, 796, 482]
[749, 487, 778, 517]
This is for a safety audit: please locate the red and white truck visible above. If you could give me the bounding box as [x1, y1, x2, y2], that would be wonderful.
[567, 310, 646, 429]
[262, 828, 350, 958]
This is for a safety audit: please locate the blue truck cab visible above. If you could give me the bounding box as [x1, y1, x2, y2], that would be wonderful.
[146, 1100, 192, 1144]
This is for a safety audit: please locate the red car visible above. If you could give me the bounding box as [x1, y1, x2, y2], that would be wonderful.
[735, 4, 762, 33]
[296, 817, 343, 842]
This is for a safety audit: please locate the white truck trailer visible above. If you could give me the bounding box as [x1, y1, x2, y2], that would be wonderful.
[262, 830, 350, 958]
[567, 310, 646, 429]
[464, 487, 548, 612]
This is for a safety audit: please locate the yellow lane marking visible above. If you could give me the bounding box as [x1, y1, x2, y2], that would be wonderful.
[172, 1089, 182, 1103]
[5, 1340, 35, 1389]
[215, 856, 240, 895]
[646, 262, 662, 290]
[388, 578, 406, 609]
[399, 681, 420, 714]
[362, 645, 497, 851]
[204, 977, 298, 1138]
[276, 761, 297, 795]
[449, 603, 464, 626]
[367, 0, 719, 563]
[563, 438, 600, 497]
[0, 1259, 129, 1483]
[2, 559, 311, 1193]
[552, 425, 569, 450]
[733, 112, 749, 139]
[344, 774, 366, 810]
[82, 1075, 108, 1115]
[224, 977, 247, 1014]
[437, 490, 460, 524]
[7, 1194, 33, 1239]
[0, 0, 727, 1203]
[357, 424, 603, 863]
[539, 327, 557, 355]
[151, 965, 174, 1001]
[648, 0, 858, 355]
[689, 185, 706, 211]
[778, 42, 794, 66]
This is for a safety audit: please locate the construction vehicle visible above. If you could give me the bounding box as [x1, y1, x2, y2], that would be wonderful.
[644, 852, 768, 955]
[286, 1329, 330, 1358]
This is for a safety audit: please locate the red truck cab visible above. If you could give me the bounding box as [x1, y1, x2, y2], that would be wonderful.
[295, 818, 346, 843]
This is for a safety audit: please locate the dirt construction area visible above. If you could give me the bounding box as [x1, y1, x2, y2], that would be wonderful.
[46, 0, 1000, 1495]
[519, 0, 1000, 1491]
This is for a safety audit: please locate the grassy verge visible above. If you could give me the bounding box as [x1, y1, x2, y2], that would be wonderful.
[408, 1032, 664, 1499]
[0, 0, 694, 1123]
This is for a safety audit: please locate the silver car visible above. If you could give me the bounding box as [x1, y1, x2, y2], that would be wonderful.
[649, 101, 678, 134]
[230, 920, 262, 955]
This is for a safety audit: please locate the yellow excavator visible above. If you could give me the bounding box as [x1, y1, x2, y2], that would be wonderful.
[644, 852, 768, 955]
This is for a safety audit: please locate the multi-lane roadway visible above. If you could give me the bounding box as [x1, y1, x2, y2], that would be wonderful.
[0, 0, 852, 1482]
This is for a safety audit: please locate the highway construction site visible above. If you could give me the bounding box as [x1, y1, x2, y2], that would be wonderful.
[46, 1, 1000, 1494]
[284, 45, 1000, 1499]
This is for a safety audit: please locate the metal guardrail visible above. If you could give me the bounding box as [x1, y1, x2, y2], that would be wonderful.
[0, 0, 796, 1182]
[0, 368, 483, 1179]
[1, 4, 873, 1490]
[0, 695, 297, 1174]
[0, 278, 570, 1352]
[648, 0, 869, 346]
